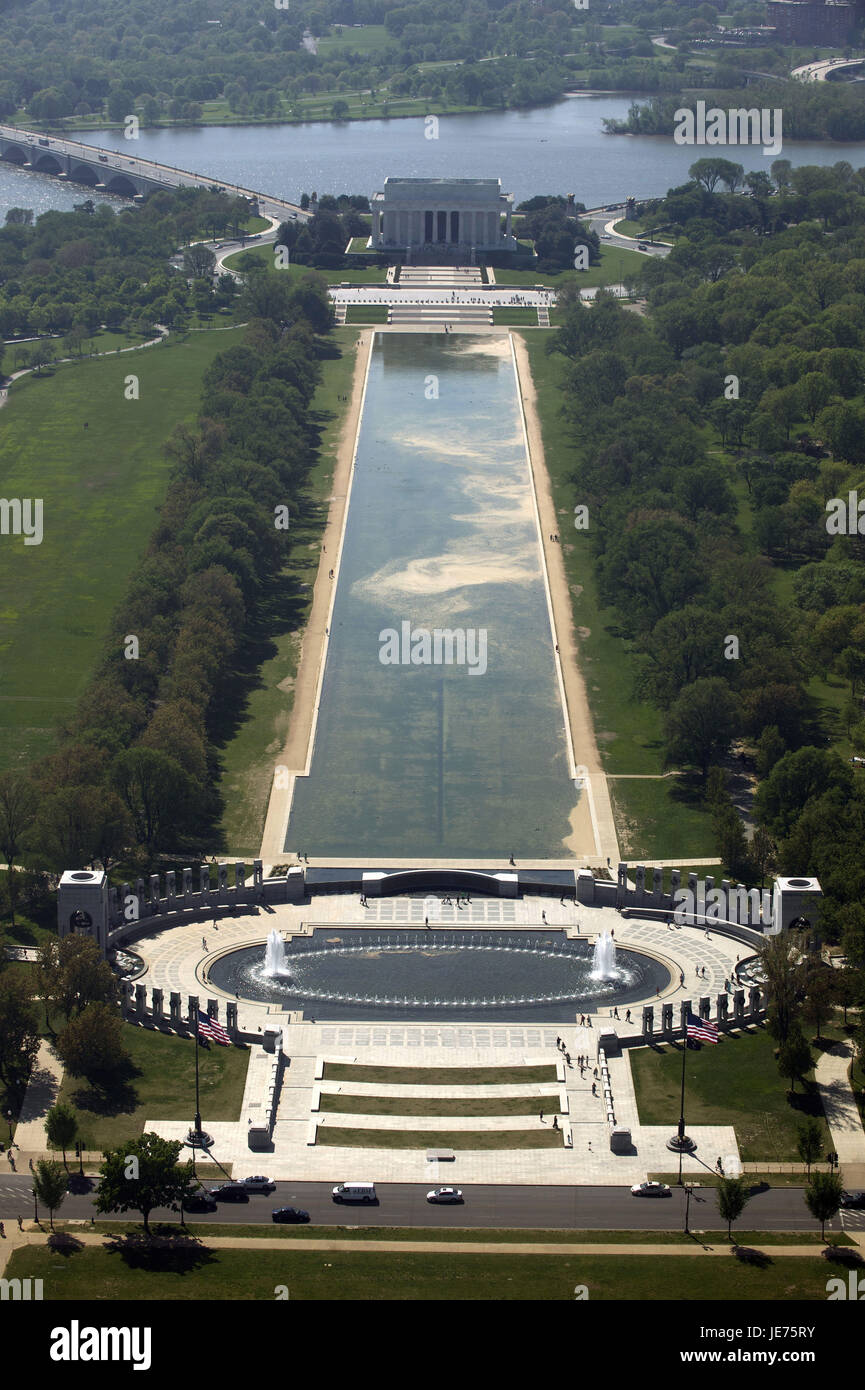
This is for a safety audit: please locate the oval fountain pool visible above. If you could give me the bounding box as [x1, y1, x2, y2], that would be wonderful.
[206, 929, 671, 1021]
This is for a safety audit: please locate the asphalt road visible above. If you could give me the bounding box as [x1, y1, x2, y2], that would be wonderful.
[0, 1175, 855, 1233]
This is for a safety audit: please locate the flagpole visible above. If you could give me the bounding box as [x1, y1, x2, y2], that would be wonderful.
[186, 1007, 212, 1159]
[666, 1012, 697, 1170]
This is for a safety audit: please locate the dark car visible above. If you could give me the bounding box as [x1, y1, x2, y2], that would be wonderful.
[208, 1183, 249, 1202]
[272, 1207, 310, 1223]
[840, 1190, 865, 1208]
[184, 1188, 218, 1213]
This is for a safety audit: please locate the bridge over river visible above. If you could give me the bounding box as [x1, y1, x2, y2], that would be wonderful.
[0, 122, 309, 223]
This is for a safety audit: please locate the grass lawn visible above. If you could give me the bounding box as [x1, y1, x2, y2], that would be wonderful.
[493, 245, 645, 291]
[322, 1063, 558, 1085]
[6, 1243, 848, 1300]
[319, 1094, 560, 1117]
[318, 1126, 563, 1148]
[316, 24, 396, 55]
[216, 329, 361, 855]
[492, 307, 539, 325]
[221, 246, 388, 283]
[345, 305, 388, 323]
[0, 326, 245, 774]
[54, 1025, 250, 1150]
[630, 1028, 832, 1162]
[517, 333, 717, 860]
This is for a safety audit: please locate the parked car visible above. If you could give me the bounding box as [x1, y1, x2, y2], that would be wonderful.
[208, 1183, 249, 1202]
[241, 1175, 275, 1193]
[427, 1187, 463, 1204]
[272, 1207, 310, 1223]
[631, 1181, 671, 1197]
[840, 1190, 865, 1208]
[184, 1188, 218, 1213]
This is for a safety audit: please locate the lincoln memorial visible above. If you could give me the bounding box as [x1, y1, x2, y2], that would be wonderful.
[371, 177, 517, 254]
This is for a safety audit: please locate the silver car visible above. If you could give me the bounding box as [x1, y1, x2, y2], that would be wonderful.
[427, 1187, 464, 1203]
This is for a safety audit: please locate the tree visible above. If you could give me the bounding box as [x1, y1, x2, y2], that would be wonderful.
[183, 244, 216, 280]
[664, 678, 739, 779]
[0, 772, 37, 928]
[0, 971, 40, 1088]
[796, 1118, 823, 1178]
[32, 1160, 67, 1232]
[55, 1003, 129, 1088]
[748, 825, 775, 890]
[95, 1133, 196, 1234]
[689, 157, 744, 194]
[777, 1027, 813, 1093]
[804, 1171, 843, 1240]
[45, 1101, 79, 1168]
[801, 968, 835, 1042]
[716, 1176, 750, 1239]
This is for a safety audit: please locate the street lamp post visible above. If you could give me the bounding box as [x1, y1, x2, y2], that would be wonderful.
[684, 1184, 693, 1234]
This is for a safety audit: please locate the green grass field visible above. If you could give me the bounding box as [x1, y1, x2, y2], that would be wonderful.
[631, 1028, 831, 1162]
[317, 1126, 564, 1148]
[318, 1093, 560, 1117]
[345, 305, 388, 323]
[6, 1243, 848, 1300]
[221, 246, 388, 283]
[0, 327, 245, 774]
[316, 24, 396, 55]
[495, 245, 645, 290]
[518, 333, 717, 860]
[492, 307, 539, 325]
[54, 1025, 250, 1150]
[216, 329, 362, 855]
[322, 1062, 558, 1085]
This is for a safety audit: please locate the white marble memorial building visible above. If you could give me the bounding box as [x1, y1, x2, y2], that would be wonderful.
[371, 177, 516, 253]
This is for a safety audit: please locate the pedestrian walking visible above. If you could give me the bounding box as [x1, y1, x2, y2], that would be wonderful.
[540, 1111, 544, 1123]
[0, 1221, 4, 1238]
[565, 1052, 571, 1065]
[541, 910, 547, 924]
[17, 1214, 22, 1230]
[587, 1017, 591, 1028]
[556, 1036, 561, 1048]
[625, 1009, 631, 1023]
[553, 1116, 559, 1130]
[680, 972, 684, 986]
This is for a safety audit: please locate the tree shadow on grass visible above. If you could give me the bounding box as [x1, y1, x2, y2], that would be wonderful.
[105, 1231, 218, 1277]
[68, 1058, 142, 1120]
[47, 1234, 84, 1258]
[785, 1084, 825, 1120]
[732, 1246, 773, 1268]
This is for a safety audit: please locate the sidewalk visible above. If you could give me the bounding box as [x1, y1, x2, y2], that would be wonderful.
[814, 1041, 865, 1180]
[12, 1040, 64, 1150]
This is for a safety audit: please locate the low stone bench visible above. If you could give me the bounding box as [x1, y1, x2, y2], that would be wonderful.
[426, 1149, 456, 1162]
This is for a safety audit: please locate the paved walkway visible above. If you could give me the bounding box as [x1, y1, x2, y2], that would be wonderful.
[814, 1040, 865, 1170]
[12, 1040, 64, 1150]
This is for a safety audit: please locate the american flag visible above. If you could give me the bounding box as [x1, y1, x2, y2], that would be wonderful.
[686, 1012, 718, 1044]
[198, 1009, 230, 1046]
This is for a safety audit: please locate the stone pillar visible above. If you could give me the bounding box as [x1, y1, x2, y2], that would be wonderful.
[182, 868, 193, 898]
[670, 869, 681, 896]
[652, 868, 663, 901]
[642, 1005, 654, 1036]
[699, 995, 711, 1019]
[235, 862, 245, 891]
[661, 1002, 673, 1035]
[170, 991, 182, 1024]
[207, 999, 219, 1020]
[135, 983, 147, 1017]
[253, 860, 264, 889]
[634, 864, 645, 905]
[199, 864, 210, 896]
[136, 878, 147, 917]
[687, 873, 698, 925]
[720, 879, 731, 923]
[226, 1001, 239, 1039]
[679, 999, 692, 1031]
[149, 874, 160, 911]
[120, 981, 134, 1019]
[187, 995, 199, 1027]
[733, 989, 745, 1021]
[717, 993, 728, 1022]
[749, 985, 761, 1015]
[616, 863, 628, 908]
[152, 988, 163, 1020]
[217, 862, 228, 895]
[166, 871, 176, 908]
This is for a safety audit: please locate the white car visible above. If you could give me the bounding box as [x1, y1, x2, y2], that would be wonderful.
[427, 1187, 464, 1204]
[601, 233, 612, 239]
[241, 1175, 275, 1192]
[631, 1181, 672, 1197]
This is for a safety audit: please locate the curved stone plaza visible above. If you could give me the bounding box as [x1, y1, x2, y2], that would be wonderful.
[130, 891, 749, 1185]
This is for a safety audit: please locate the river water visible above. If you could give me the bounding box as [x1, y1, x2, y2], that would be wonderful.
[3, 96, 865, 215]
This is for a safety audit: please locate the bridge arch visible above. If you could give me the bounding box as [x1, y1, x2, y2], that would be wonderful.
[68, 162, 100, 186]
[0, 143, 28, 165]
[103, 174, 139, 198]
[31, 153, 63, 174]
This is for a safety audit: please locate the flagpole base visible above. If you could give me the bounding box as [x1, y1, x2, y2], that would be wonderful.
[186, 1128, 213, 1149]
[666, 1135, 697, 1153]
